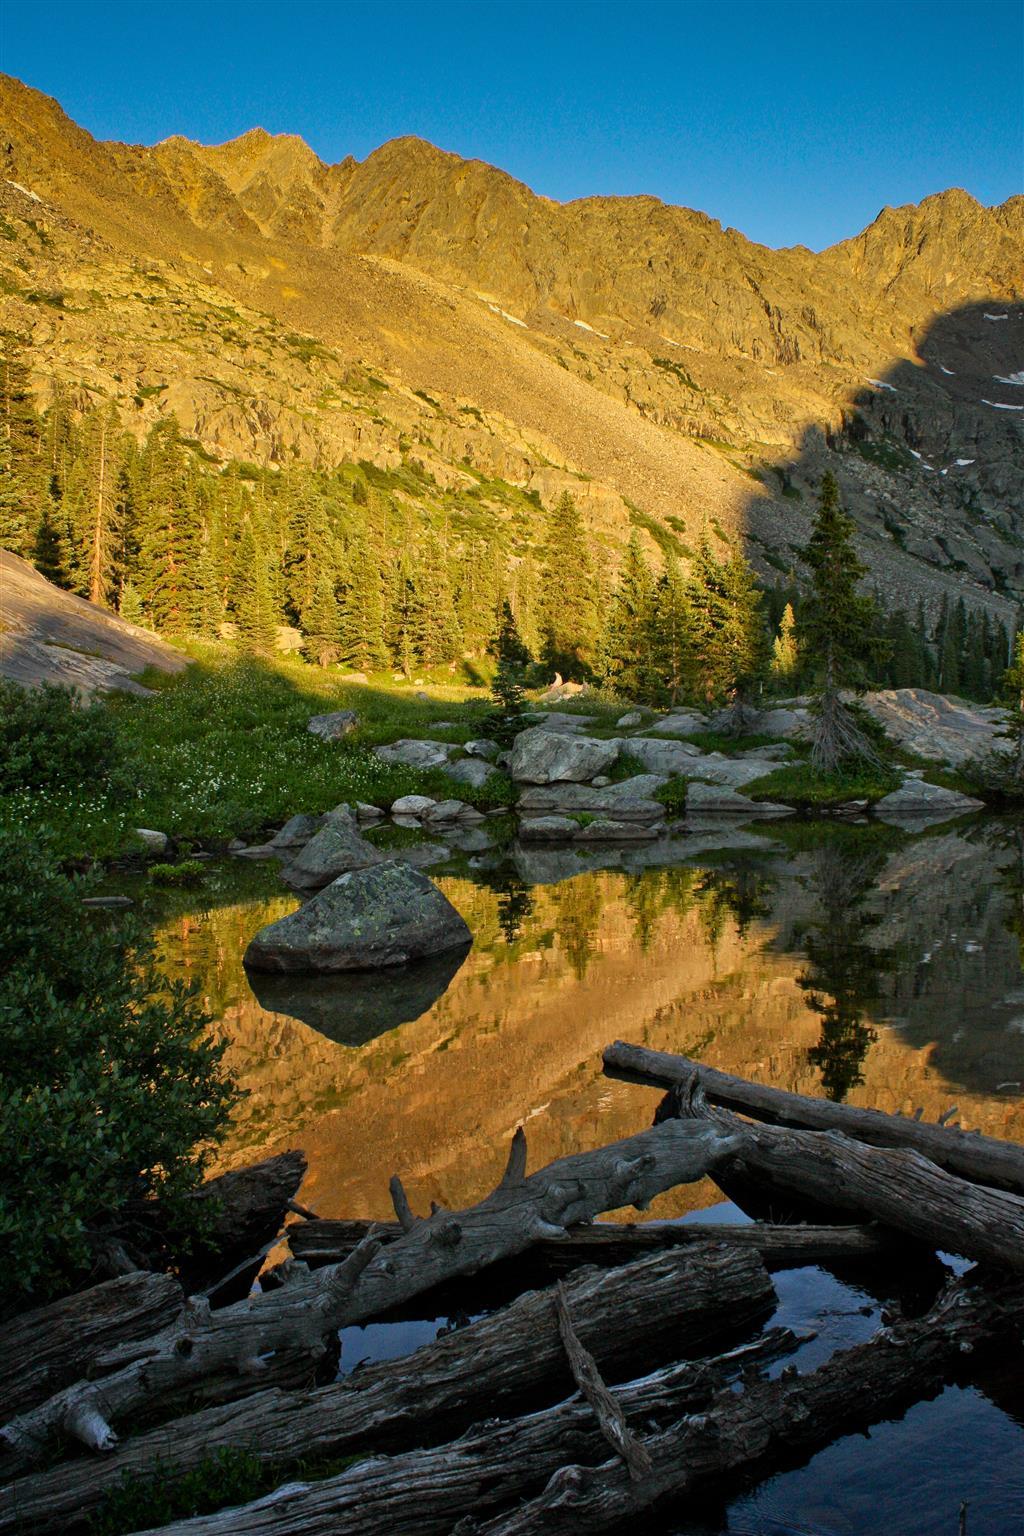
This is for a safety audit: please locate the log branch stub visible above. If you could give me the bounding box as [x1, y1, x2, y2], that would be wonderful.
[555, 1284, 652, 1482]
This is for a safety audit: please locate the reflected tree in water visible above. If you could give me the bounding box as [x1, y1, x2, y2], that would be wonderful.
[553, 874, 605, 981]
[799, 846, 893, 1101]
[624, 866, 698, 950]
[695, 863, 775, 953]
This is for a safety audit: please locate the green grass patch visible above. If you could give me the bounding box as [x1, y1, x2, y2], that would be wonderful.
[147, 859, 206, 888]
[746, 761, 900, 807]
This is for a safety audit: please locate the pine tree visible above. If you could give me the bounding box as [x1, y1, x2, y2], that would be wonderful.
[119, 582, 145, 626]
[686, 531, 734, 704]
[0, 332, 46, 556]
[770, 602, 799, 688]
[234, 523, 279, 653]
[601, 532, 656, 699]
[651, 554, 692, 706]
[490, 599, 532, 724]
[32, 499, 68, 586]
[302, 569, 341, 667]
[796, 472, 886, 772]
[538, 492, 600, 679]
[718, 547, 769, 729]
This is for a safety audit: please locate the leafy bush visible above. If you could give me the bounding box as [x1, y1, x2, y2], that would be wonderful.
[0, 679, 131, 796]
[0, 831, 239, 1303]
[148, 859, 206, 887]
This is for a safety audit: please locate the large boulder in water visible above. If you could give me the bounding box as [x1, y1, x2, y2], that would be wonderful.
[283, 810, 384, 890]
[243, 862, 472, 973]
[510, 727, 621, 784]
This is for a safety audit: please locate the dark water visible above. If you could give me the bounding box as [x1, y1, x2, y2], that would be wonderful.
[139, 815, 1024, 1534]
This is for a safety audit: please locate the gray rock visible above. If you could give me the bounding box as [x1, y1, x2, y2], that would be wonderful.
[625, 737, 704, 775]
[591, 775, 611, 787]
[443, 827, 493, 852]
[134, 828, 168, 855]
[446, 757, 498, 789]
[860, 689, 1006, 768]
[616, 711, 644, 728]
[511, 727, 621, 784]
[738, 742, 793, 761]
[519, 816, 581, 841]
[391, 841, 451, 869]
[518, 774, 668, 824]
[227, 838, 247, 852]
[82, 895, 134, 909]
[284, 811, 384, 890]
[422, 798, 469, 823]
[677, 755, 775, 789]
[685, 781, 793, 818]
[340, 672, 369, 684]
[307, 710, 358, 741]
[464, 738, 499, 760]
[391, 794, 436, 817]
[756, 707, 811, 740]
[874, 778, 985, 823]
[529, 711, 598, 734]
[269, 813, 324, 850]
[513, 844, 625, 883]
[645, 711, 708, 736]
[355, 802, 384, 821]
[574, 818, 659, 842]
[374, 739, 457, 770]
[244, 862, 472, 973]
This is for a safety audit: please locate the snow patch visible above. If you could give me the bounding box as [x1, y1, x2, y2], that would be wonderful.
[981, 399, 1024, 411]
[573, 319, 609, 338]
[660, 336, 680, 347]
[955, 458, 976, 467]
[939, 364, 956, 376]
[983, 313, 1009, 322]
[5, 180, 41, 203]
[909, 449, 922, 460]
[486, 303, 527, 329]
[868, 378, 898, 392]
[994, 371, 1024, 386]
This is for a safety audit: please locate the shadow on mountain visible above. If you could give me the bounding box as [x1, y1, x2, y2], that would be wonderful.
[246, 943, 470, 1046]
[739, 297, 1024, 620]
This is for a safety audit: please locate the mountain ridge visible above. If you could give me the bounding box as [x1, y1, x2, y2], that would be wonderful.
[1, 72, 1022, 621]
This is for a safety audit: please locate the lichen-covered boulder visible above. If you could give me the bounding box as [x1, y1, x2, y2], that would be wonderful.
[447, 757, 498, 789]
[510, 727, 621, 784]
[464, 738, 500, 760]
[517, 774, 668, 824]
[269, 813, 324, 849]
[874, 777, 984, 823]
[284, 810, 383, 890]
[243, 862, 472, 973]
[374, 739, 457, 770]
[307, 710, 358, 740]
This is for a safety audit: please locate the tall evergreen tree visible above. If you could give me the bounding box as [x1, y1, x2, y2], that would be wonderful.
[302, 569, 341, 667]
[601, 531, 657, 698]
[796, 472, 886, 772]
[538, 492, 600, 679]
[770, 602, 799, 688]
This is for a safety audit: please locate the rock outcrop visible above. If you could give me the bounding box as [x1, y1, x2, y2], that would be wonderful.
[283, 810, 384, 890]
[243, 862, 472, 972]
[860, 690, 1006, 768]
[510, 727, 621, 784]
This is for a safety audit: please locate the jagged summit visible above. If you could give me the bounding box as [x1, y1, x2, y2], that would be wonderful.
[0, 73, 1021, 619]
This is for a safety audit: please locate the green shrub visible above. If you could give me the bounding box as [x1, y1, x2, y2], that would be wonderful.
[148, 859, 206, 887]
[746, 760, 900, 807]
[0, 679, 130, 796]
[655, 775, 689, 816]
[0, 832, 239, 1303]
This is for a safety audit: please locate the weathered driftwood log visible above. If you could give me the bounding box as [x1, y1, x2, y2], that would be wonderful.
[125, 1278, 1023, 1536]
[468, 1276, 1024, 1534]
[0, 1242, 775, 1536]
[604, 1042, 1024, 1196]
[0, 1116, 735, 1474]
[119, 1333, 802, 1536]
[180, 1151, 308, 1300]
[0, 1272, 183, 1420]
[290, 1214, 897, 1274]
[664, 1093, 1024, 1273]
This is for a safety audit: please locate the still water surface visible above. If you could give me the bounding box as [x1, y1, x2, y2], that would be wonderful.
[145, 819, 1024, 1534]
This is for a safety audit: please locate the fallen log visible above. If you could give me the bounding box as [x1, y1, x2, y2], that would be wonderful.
[287, 1215, 900, 1295]
[0, 1115, 735, 1474]
[123, 1277, 1023, 1536]
[664, 1091, 1024, 1273]
[0, 1272, 183, 1420]
[469, 1275, 1024, 1535]
[604, 1042, 1024, 1197]
[0, 1241, 775, 1536]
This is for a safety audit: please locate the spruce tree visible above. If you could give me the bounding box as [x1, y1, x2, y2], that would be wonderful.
[302, 569, 341, 667]
[538, 492, 600, 680]
[796, 472, 886, 772]
[234, 523, 278, 654]
[491, 599, 531, 716]
[651, 554, 693, 706]
[770, 602, 799, 688]
[601, 532, 656, 699]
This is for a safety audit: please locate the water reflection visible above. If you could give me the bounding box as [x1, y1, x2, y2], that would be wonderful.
[799, 846, 893, 1101]
[144, 822, 1024, 1223]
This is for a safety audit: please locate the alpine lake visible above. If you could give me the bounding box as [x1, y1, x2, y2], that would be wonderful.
[112, 811, 1024, 1536]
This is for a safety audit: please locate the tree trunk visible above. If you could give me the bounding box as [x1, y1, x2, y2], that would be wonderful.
[0, 1272, 183, 1420]
[287, 1215, 899, 1291]
[117, 1278, 1024, 1536]
[604, 1042, 1024, 1196]
[0, 1242, 775, 1536]
[469, 1276, 1024, 1535]
[0, 1116, 735, 1474]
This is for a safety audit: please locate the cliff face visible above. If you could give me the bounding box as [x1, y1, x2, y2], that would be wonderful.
[1, 73, 1021, 615]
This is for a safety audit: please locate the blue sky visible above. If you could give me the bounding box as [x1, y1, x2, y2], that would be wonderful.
[3, 0, 1021, 249]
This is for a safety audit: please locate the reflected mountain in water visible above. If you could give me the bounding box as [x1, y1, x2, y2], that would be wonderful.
[247, 944, 472, 1046]
[148, 823, 1024, 1222]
